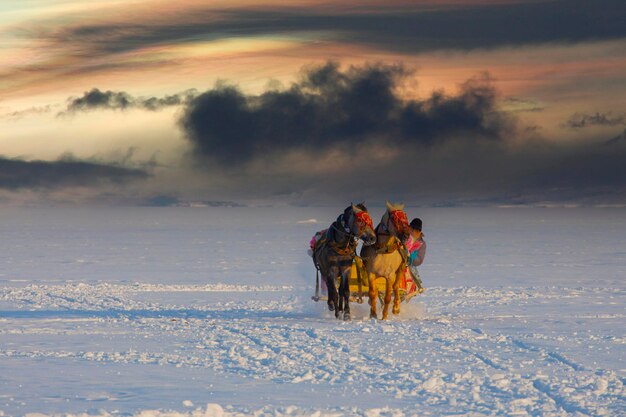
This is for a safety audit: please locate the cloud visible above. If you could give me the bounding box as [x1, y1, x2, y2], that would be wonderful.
[0, 156, 149, 190]
[565, 112, 625, 129]
[61, 88, 196, 115]
[227, 0, 626, 54]
[7, 63, 622, 206]
[140, 93, 193, 111]
[172, 62, 626, 205]
[5, 0, 624, 113]
[180, 62, 512, 164]
[1, 105, 55, 120]
[35, 1, 626, 60]
[606, 128, 626, 145]
[65, 88, 133, 113]
[502, 97, 545, 113]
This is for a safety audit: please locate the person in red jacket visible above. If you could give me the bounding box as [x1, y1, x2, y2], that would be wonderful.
[406, 218, 426, 293]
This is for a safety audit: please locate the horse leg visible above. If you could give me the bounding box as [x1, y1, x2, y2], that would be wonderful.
[340, 270, 351, 321]
[368, 272, 378, 319]
[382, 278, 393, 320]
[337, 267, 350, 318]
[330, 269, 342, 319]
[392, 270, 401, 315]
[337, 282, 344, 314]
[325, 275, 338, 314]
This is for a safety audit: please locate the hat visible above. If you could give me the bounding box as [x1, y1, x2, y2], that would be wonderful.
[410, 218, 422, 231]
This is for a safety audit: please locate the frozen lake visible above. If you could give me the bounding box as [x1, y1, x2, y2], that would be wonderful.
[1, 206, 625, 416]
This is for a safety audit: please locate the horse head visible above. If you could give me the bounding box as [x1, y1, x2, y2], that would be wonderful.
[347, 202, 376, 246]
[384, 201, 410, 243]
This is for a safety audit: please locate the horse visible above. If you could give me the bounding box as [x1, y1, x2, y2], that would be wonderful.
[360, 201, 411, 320]
[312, 203, 376, 320]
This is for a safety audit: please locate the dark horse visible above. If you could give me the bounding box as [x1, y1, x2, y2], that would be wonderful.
[313, 203, 376, 320]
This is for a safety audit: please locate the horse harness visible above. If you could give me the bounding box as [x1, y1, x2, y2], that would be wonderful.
[314, 214, 358, 270]
[325, 216, 358, 265]
[374, 219, 409, 268]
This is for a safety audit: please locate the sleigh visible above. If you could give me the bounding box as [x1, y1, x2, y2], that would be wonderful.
[312, 256, 422, 304]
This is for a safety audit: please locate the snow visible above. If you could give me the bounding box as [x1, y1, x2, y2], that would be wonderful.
[0, 206, 625, 416]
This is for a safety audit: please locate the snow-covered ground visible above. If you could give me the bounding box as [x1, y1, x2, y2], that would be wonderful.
[0, 206, 624, 417]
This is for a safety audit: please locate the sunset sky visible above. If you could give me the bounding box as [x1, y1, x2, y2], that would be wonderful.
[1, 0, 625, 206]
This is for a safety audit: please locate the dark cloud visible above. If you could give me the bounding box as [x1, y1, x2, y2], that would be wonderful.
[565, 112, 625, 129]
[64, 88, 133, 113]
[0, 156, 148, 190]
[228, 0, 626, 54]
[172, 62, 626, 205]
[180, 62, 511, 164]
[3, 88, 195, 119]
[140, 93, 189, 111]
[27, 63, 624, 206]
[61, 88, 196, 115]
[40, 0, 626, 59]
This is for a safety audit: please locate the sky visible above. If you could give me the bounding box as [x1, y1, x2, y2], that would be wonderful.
[1, 0, 625, 206]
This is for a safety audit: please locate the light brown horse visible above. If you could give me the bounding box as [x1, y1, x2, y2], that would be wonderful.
[360, 202, 411, 320]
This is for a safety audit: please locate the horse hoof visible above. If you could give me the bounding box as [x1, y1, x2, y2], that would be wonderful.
[370, 312, 377, 319]
[343, 312, 351, 321]
[328, 305, 334, 312]
[393, 308, 400, 315]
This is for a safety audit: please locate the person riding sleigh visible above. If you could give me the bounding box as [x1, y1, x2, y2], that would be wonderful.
[405, 218, 426, 294]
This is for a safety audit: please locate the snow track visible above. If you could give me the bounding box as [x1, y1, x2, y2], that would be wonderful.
[1, 282, 624, 416]
[1, 206, 625, 416]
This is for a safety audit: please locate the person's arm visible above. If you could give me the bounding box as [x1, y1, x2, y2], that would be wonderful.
[409, 249, 417, 264]
[412, 240, 426, 266]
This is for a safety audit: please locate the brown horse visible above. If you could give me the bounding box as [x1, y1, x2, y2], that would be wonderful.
[313, 203, 376, 320]
[361, 202, 411, 320]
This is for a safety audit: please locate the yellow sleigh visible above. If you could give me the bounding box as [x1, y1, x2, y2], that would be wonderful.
[312, 257, 422, 304]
